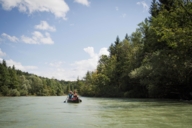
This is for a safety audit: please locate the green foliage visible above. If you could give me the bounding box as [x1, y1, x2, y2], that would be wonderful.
[147, 84, 162, 98]
[79, 0, 192, 99]
[19, 89, 28, 96]
[1, 0, 192, 99]
[9, 66, 19, 89]
[9, 89, 20, 96]
[0, 85, 10, 96]
[0, 61, 10, 88]
[124, 90, 137, 98]
[0, 60, 76, 96]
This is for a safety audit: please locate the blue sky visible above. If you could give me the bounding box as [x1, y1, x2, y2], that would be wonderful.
[0, 0, 151, 81]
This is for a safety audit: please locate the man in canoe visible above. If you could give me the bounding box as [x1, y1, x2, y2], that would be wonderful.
[65, 90, 82, 103]
[68, 91, 73, 100]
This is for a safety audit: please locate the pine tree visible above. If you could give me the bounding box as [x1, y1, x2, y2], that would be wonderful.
[1, 60, 10, 87]
[149, 0, 159, 20]
[9, 65, 18, 89]
[114, 36, 120, 45]
[125, 33, 130, 41]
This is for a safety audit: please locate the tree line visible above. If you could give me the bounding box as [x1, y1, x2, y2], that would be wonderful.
[1, 0, 191, 99]
[78, 0, 192, 99]
[0, 60, 78, 96]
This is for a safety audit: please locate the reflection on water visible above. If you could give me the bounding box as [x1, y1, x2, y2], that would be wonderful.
[0, 97, 192, 128]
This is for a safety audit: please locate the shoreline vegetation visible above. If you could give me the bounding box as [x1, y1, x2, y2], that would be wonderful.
[76, 0, 192, 100]
[0, 61, 78, 97]
[1, 0, 192, 100]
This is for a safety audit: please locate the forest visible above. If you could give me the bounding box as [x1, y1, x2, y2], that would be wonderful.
[0, 0, 192, 99]
[77, 0, 192, 99]
[0, 60, 78, 96]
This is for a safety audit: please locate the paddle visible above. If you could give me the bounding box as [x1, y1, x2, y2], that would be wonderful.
[64, 96, 68, 103]
[77, 95, 82, 102]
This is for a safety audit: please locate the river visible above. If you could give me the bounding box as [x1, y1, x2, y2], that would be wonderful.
[0, 96, 192, 128]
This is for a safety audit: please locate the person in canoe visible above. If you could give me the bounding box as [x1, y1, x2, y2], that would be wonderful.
[71, 90, 78, 100]
[68, 91, 73, 100]
[66, 90, 82, 103]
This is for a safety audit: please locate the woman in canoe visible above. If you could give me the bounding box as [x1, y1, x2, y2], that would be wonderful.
[72, 90, 78, 100]
[67, 90, 82, 103]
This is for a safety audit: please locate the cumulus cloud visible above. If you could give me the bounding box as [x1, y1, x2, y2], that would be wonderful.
[84, 47, 95, 58]
[0, 0, 70, 20]
[1, 33, 19, 42]
[74, 0, 90, 6]
[5, 59, 38, 71]
[99, 48, 109, 56]
[1, 31, 54, 45]
[0, 47, 109, 81]
[137, 1, 149, 11]
[37, 47, 109, 81]
[71, 47, 109, 79]
[0, 48, 6, 57]
[21, 31, 54, 44]
[35, 21, 56, 32]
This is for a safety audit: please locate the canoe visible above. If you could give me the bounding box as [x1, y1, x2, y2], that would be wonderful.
[67, 98, 82, 103]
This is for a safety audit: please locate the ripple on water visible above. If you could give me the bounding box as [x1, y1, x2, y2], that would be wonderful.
[0, 97, 192, 128]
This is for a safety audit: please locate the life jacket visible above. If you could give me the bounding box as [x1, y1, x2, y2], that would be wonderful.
[69, 94, 73, 99]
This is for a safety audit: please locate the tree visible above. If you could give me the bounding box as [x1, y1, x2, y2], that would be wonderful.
[130, 0, 192, 98]
[0, 60, 10, 88]
[125, 33, 130, 41]
[9, 65, 18, 89]
[30, 75, 43, 96]
[19, 75, 31, 96]
[149, 0, 159, 22]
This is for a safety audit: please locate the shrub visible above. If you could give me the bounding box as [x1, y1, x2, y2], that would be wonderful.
[0, 86, 10, 96]
[10, 89, 20, 96]
[20, 89, 28, 96]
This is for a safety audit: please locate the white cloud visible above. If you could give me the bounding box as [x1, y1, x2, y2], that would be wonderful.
[73, 56, 98, 72]
[71, 47, 109, 79]
[36, 47, 109, 81]
[99, 48, 109, 56]
[0, 48, 6, 57]
[1, 31, 54, 45]
[49, 61, 64, 68]
[0, 0, 70, 20]
[21, 31, 54, 44]
[0, 47, 109, 81]
[84, 47, 95, 58]
[35, 21, 56, 32]
[5, 59, 38, 71]
[137, 1, 149, 11]
[74, 0, 90, 6]
[1, 33, 19, 42]
[115, 7, 118, 11]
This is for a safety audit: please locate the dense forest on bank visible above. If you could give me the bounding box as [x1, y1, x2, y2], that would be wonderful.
[0, 60, 78, 96]
[77, 0, 192, 99]
[1, 0, 192, 99]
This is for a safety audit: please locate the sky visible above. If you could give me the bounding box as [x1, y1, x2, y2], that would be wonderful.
[0, 0, 151, 81]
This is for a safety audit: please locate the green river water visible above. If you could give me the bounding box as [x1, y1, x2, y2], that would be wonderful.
[0, 96, 192, 128]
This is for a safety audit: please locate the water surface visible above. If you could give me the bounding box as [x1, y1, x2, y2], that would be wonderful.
[0, 97, 192, 128]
